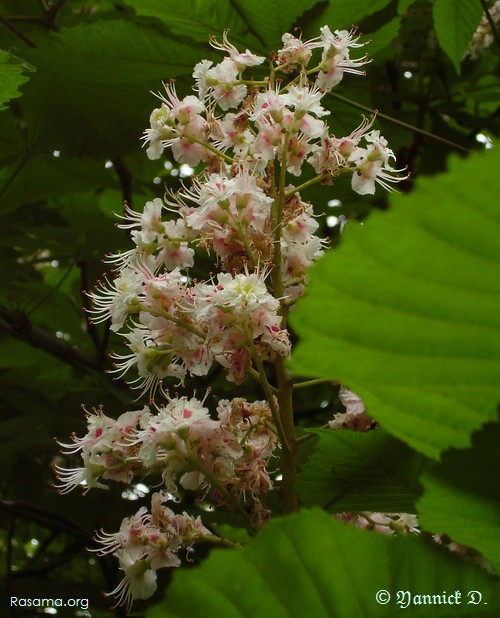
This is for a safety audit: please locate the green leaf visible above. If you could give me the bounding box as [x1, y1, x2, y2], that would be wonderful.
[147, 509, 500, 618]
[231, 0, 319, 47]
[302, 0, 394, 35]
[123, 0, 264, 50]
[0, 154, 113, 213]
[398, 0, 416, 14]
[297, 428, 427, 512]
[20, 20, 207, 157]
[418, 419, 500, 575]
[0, 50, 35, 110]
[433, 0, 483, 72]
[290, 148, 500, 459]
[367, 17, 402, 57]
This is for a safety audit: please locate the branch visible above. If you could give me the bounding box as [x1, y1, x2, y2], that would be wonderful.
[0, 17, 37, 47]
[112, 156, 133, 211]
[0, 304, 100, 372]
[0, 499, 90, 541]
[2, 0, 67, 33]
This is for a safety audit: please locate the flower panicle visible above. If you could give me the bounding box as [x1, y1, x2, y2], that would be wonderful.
[60, 25, 408, 611]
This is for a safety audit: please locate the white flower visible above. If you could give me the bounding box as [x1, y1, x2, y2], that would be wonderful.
[54, 461, 107, 494]
[154, 396, 213, 435]
[193, 59, 214, 98]
[194, 57, 247, 110]
[319, 26, 366, 55]
[338, 386, 365, 416]
[110, 327, 184, 397]
[209, 31, 265, 72]
[315, 27, 370, 91]
[204, 271, 278, 316]
[107, 552, 158, 611]
[329, 386, 373, 430]
[280, 85, 330, 119]
[117, 198, 164, 243]
[349, 130, 408, 194]
[142, 104, 176, 159]
[250, 86, 286, 123]
[87, 267, 143, 331]
[276, 32, 317, 69]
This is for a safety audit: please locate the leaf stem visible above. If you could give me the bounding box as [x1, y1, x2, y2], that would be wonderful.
[140, 306, 206, 340]
[285, 174, 330, 197]
[187, 133, 234, 164]
[293, 377, 337, 390]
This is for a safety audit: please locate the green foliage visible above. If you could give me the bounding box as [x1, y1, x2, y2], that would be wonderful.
[125, 0, 319, 49]
[290, 148, 500, 459]
[433, 0, 484, 72]
[297, 429, 427, 512]
[0, 50, 34, 109]
[125, 0, 257, 42]
[20, 19, 207, 158]
[418, 419, 500, 574]
[302, 0, 395, 33]
[229, 0, 319, 47]
[0, 0, 498, 614]
[147, 509, 500, 618]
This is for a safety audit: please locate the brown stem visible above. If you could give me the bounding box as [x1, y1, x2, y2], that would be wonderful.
[0, 17, 37, 47]
[79, 259, 107, 363]
[112, 157, 133, 211]
[0, 304, 100, 372]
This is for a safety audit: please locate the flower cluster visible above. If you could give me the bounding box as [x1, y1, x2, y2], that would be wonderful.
[87, 28, 404, 398]
[94, 492, 212, 611]
[90, 257, 289, 393]
[60, 26, 407, 611]
[56, 395, 277, 524]
[55, 406, 147, 493]
[57, 394, 278, 606]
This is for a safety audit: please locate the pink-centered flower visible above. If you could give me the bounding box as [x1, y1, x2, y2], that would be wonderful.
[209, 31, 266, 72]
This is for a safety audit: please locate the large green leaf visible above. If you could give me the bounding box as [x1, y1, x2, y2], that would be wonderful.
[290, 148, 500, 459]
[297, 428, 426, 512]
[231, 0, 319, 47]
[19, 20, 206, 157]
[418, 419, 500, 575]
[0, 50, 35, 110]
[123, 0, 264, 50]
[147, 509, 500, 617]
[433, 0, 483, 72]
